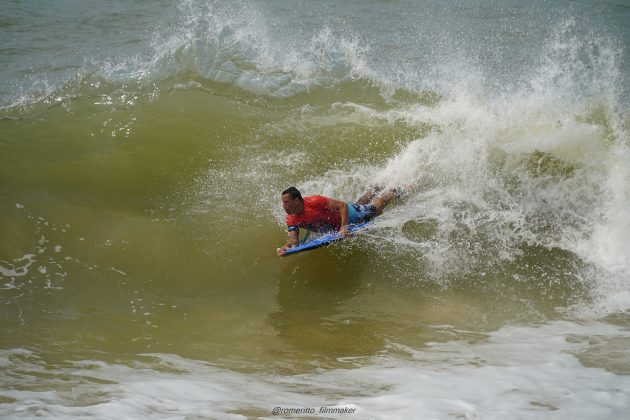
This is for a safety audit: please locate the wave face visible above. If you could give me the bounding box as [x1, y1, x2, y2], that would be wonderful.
[1, 0, 630, 417]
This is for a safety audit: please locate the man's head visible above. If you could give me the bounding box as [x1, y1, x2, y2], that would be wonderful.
[282, 186, 303, 214]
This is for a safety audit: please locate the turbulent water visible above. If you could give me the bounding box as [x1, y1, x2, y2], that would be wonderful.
[2, 0, 630, 418]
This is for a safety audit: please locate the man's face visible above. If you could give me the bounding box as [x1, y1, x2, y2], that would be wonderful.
[282, 193, 301, 214]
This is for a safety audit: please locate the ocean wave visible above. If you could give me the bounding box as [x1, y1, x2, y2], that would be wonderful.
[2, 1, 626, 114]
[2, 321, 629, 418]
[2, 0, 629, 318]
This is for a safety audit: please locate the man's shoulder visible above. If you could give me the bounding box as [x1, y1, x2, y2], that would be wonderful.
[286, 213, 298, 225]
[304, 195, 329, 206]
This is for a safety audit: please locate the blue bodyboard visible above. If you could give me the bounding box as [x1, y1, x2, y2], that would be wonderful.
[281, 222, 373, 256]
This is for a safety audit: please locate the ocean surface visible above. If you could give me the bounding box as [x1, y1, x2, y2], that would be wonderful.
[2, 0, 630, 418]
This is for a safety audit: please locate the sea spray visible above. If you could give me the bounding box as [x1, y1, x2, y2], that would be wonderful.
[2, 1, 630, 418]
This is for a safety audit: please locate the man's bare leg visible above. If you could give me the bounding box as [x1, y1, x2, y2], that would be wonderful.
[372, 188, 398, 214]
[356, 184, 384, 205]
[372, 183, 417, 214]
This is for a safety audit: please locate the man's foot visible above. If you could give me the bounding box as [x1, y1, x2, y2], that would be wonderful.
[393, 182, 417, 199]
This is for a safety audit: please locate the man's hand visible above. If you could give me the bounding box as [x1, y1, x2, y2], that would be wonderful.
[277, 230, 299, 256]
[326, 198, 350, 237]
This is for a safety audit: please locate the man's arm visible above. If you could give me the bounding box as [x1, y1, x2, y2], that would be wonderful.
[326, 198, 349, 237]
[277, 229, 299, 256]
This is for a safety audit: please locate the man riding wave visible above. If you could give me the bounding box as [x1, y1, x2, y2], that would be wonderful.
[276, 185, 403, 256]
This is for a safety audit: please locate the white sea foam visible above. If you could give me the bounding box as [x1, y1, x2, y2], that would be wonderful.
[2, 4, 629, 418]
[1, 321, 628, 419]
[0, 254, 36, 278]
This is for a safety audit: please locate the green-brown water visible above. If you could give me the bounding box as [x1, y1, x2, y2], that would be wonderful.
[2, 1, 630, 418]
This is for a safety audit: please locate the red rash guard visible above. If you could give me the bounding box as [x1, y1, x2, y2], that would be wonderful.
[286, 195, 341, 232]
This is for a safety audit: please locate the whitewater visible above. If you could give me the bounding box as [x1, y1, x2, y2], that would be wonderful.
[1, 0, 630, 418]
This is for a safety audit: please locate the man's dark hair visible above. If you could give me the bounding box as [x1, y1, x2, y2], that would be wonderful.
[282, 186, 303, 201]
